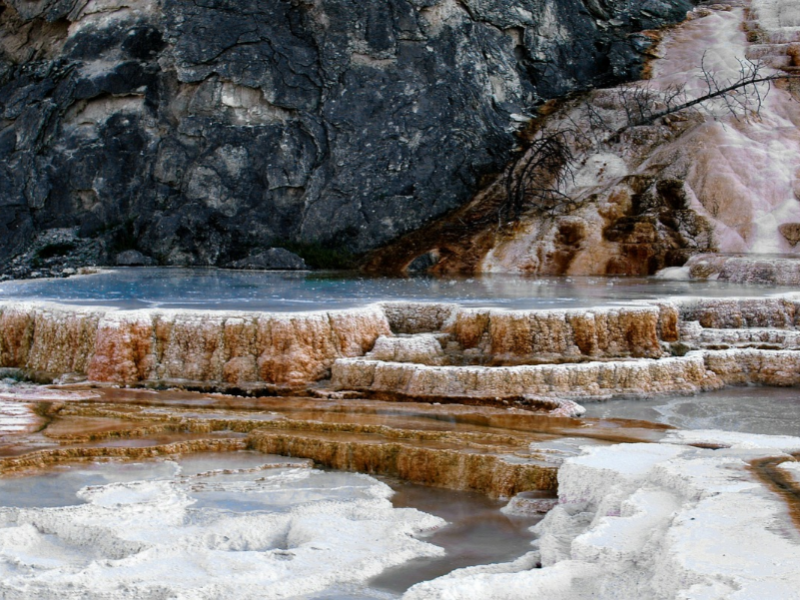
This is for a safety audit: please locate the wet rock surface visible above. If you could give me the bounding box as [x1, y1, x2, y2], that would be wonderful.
[0, 0, 693, 274]
[0, 379, 676, 597]
[1, 381, 796, 599]
[0, 387, 650, 494]
[404, 431, 800, 599]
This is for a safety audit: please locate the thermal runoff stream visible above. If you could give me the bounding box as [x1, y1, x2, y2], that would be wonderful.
[3, 1, 800, 599]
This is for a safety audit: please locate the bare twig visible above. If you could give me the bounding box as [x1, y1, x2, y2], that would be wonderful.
[617, 55, 791, 133]
[503, 129, 577, 221]
[502, 55, 799, 220]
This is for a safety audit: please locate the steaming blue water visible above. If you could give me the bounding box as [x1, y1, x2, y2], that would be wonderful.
[0, 268, 793, 312]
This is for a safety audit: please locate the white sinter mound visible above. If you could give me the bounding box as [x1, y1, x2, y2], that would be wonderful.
[658, 2, 800, 255]
[404, 430, 800, 600]
[0, 458, 445, 599]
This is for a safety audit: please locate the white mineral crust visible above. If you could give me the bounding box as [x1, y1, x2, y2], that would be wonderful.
[404, 431, 800, 600]
[0, 463, 445, 599]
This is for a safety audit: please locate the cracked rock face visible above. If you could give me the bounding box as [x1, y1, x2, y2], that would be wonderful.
[0, 0, 692, 269]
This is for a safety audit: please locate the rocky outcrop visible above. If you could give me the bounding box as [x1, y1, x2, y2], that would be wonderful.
[115, 249, 155, 267]
[369, 2, 800, 276]
[227, 248, 307, 271]
[0, 0, 693, 273]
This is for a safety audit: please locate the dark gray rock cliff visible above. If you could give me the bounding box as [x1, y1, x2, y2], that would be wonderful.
[0, 0, 693, 272]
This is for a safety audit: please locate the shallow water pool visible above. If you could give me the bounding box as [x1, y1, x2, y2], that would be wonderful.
[0, 267, 793, 311]
[583, 387, 800, 436]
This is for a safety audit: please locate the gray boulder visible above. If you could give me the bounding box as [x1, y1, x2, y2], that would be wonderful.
[229, 248, 307, 271]
[115, 250, 156, 267]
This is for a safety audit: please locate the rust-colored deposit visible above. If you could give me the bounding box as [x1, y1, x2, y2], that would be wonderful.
[0, 387, 670, 497]
[445, 305, 677, 363]
[361, 174, 513, 276]
[749, 454, 800, 533]
[0, 302, 390, 387]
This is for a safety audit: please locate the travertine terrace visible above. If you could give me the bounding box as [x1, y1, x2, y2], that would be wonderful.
[404, 430, 800, 600]
[0, 302, 390, 388]
[6, 293, 800, 406]
[0, 387, 666, 497]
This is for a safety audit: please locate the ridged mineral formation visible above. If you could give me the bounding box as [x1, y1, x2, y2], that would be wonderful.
[403, 430, 800, 599]
[331, 354, 721, 401]
[0, 452, 448, 599]
[7, 292, 800, 404]
[444, 304, 677, 363]
[0, 302, 389, 387]
[0, 390, 605, 496]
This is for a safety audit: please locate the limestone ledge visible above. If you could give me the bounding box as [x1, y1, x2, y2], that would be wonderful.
[444, 304, 678, 363]
[0, 301, 390, 387]
[678, 295, 800, 329]
[249, 431, 557, 497]
[331, 354, 723, 401]
[704, 349, 800, 386]
[6, 296, 800, 397]
[0, 300, 682, 388]
[681, 323, 800, 349]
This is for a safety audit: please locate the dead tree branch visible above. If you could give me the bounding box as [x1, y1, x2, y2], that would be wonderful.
[616, 55, 794, 134]
[503, 129, 577, 221]
[501, 56, 800, 222]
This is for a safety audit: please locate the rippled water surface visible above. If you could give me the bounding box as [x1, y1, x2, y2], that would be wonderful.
[0, 268, 794, 311]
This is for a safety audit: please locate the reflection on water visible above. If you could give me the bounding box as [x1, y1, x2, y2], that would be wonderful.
[583, 387, 800, 436]
[0, 461, 177, 508]
[0, 267, 793, 311]
[308, 480, 544, 599]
